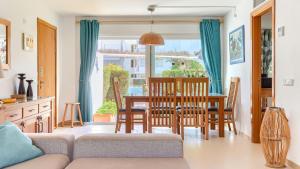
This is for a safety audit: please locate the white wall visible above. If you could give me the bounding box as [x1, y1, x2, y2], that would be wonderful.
[225, 0, 300, 165]
[224, 0, 253, 137]
[58, 16, 78, 121]
[275, 0, 300, 164]
[0, 0, 60, 99]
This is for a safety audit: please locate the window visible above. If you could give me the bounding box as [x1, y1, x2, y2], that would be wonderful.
[153, 39, 205, 77]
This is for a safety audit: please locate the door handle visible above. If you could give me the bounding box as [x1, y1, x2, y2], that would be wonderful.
[39, 81, 45, 89]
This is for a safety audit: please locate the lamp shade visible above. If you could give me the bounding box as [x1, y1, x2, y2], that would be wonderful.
[139, 32, 164, 46]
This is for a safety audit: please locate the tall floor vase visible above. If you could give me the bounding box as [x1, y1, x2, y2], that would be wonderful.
[260, 107, 291, 168]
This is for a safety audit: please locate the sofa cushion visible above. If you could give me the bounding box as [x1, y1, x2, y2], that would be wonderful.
[73, 134, 183, 159]
[66, 158, 190, 169]
[0, 121, 43, 168]
[5, 154, 70, 169]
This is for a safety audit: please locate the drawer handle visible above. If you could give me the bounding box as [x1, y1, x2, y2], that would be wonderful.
[28, 109, 35, 112]
[9, 114, 18, 118]
[40, 122, 44, 133]
[43, 105, 49, 108]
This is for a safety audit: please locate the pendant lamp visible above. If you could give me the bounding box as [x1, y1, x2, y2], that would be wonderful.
[139, 6, 164, 46]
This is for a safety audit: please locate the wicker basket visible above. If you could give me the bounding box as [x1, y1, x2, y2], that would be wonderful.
[260, 107, 291, 168]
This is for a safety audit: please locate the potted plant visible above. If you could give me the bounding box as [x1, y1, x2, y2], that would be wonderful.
[93, 101, 117, 123]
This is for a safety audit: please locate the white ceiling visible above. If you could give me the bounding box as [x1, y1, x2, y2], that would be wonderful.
[44, 0, 243, 16]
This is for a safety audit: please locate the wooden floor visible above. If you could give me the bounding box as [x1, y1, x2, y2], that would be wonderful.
[54, 124, 292, 169]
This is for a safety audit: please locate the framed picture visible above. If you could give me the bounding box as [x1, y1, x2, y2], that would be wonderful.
[229, 25, 245, 64]
[23, 33, 34, 51]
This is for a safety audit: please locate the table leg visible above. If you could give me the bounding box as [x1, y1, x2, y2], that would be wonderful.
[125, 97, 132, 133]
[210, 101, 216, 130]
[219, 98, 225, 137]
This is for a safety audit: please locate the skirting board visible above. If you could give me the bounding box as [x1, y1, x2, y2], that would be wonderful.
[287, 160, 300, 169]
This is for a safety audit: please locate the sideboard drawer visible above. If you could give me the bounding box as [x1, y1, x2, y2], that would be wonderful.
[23, 105, 39, 118]
[5, 109, 22, 121]
[39, 101, 51, 113]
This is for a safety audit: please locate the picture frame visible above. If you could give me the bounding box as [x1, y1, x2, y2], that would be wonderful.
[23, 33, 34, 51]
[229, 25, 245, 64]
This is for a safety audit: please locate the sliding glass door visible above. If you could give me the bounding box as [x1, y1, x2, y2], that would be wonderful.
[95, 39, 146, 123]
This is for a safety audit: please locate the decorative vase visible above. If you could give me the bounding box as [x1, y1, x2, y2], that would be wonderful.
[260, 107, 291, 168]
[26, 80, 33, 98]
[18, 73, 26, 95]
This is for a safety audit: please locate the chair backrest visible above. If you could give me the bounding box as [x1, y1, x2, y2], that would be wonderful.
[148, 78, 177, 127]
[226, 77, 240, 111]
[179, 77, 209, 127]
[112, 78, 123, 111]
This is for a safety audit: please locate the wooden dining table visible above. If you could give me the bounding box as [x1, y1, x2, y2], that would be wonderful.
[124, 93, 227, 137]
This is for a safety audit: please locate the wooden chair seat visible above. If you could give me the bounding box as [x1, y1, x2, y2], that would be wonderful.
[119, 108, 147, 113]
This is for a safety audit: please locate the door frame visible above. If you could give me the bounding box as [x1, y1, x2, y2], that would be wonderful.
[251, 0, 275, 143]
[37, 18, 58, 128]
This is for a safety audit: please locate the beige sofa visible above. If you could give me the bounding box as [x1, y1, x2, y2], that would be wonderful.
[6, 134, 74, 169]
[6, 134, 190, 169]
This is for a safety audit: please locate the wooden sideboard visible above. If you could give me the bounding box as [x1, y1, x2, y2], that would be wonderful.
[0, 97, 55, 133]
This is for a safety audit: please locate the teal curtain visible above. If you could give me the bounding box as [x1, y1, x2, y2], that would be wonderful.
[78, 20, 99, 122]
[200, 19, 223, 94]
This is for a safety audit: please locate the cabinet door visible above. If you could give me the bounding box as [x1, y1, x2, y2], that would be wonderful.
[38, 113, 50, 133]
[22, 116, 38, 133]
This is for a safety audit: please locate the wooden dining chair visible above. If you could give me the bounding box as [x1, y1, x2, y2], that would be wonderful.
[208, 77, 240, 135]
[177, 78, 209, 140]
[148, 77, 177, 134]
[112, 78, 147, 133]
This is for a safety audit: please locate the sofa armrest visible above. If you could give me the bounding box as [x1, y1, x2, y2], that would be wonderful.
[74, 134, 183, 159]
[27, 133, 74, 160]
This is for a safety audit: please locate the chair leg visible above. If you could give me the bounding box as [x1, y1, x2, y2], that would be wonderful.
[232, 121, 237, 135]
[70, 105, 74, 128]
[148, 114, 152, 133]
[204, 113, 209, 140]
[118, 121, 121, 131]
[205, 125, 209, 140]
[62, 104, 68, 127]
[232, 118, 237, 135]
[115, 113, 119, 133]
[77, 105, 83, 126]
[180, 116, 184, 140]
[143, 113, 147, 133]
[177, 115, 181, 134]
[131, 114, 134, 130]
[228, 122, 232, 131]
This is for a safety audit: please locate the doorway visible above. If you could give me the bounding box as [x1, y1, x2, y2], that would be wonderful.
[37, 18, 57, 128]
[251, 0, 275, 143]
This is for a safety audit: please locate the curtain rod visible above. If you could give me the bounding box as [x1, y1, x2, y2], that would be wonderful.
[154, 5, 236, 9]
[75, 17, 224, 24]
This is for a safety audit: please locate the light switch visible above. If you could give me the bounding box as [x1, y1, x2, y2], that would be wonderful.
[283, 79, 294, 86]
[278, 26, 285, 37]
